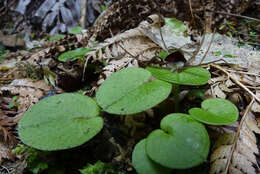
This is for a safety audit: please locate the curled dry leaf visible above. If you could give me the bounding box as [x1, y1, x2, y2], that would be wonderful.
[85, 15, 163, 84]
[210, 115, 260, 174]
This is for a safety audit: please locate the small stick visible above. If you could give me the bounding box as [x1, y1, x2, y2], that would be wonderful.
[188, 0, 195, 20]
[158, 14, 168, 52]
[199, 29, 216, 65]
[211, 64, 260, 103]
[213, 10, 260, 23]
[223, 98, 255, 174]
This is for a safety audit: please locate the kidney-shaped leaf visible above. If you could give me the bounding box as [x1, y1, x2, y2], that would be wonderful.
[146, 113, 210, 169]
[18, 93, 103, 151]
[189, 98, 239, 125]
[132, 139, 172, 174]
[147, 66, 210, 85]
[96, 67, 172, 115]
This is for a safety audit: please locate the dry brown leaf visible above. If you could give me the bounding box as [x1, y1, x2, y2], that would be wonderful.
[0, 79, 51, 114]
[85, 15, 163, 84]
[213, 84, 227, 98]
[252, 91, 260, 113]
[210, 115, 260, 174]
[0, 141, 14, 164]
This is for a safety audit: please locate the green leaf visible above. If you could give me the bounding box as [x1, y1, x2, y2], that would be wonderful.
[18, 93, 103, 151]
[227, 32, 232, 37]
[96, 67, 172, 115]
[8, 102, 15, 108]
[249, 31, 256, 36]
[147, 66, 210, 85]
[30, 162, 48, 174]
[58, 47, 92, 62]
[146, 113, 210, 169]
[101, 5, 107, 12]
[49, 34, 65, 41]
[188, 98, 239, 125]
[132, 139, 172, 174]
[214, 51, 222, 56]
[228, 25, 236, 31]
[165, 18, 187, 33]
[219, 24, 225, 30]
[224, 54, 237, 58]
[68, 26, 83, 34]
[158, 52, 168, 59]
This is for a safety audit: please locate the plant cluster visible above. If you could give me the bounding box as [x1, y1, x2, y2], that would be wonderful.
[18, 64, 239, 173]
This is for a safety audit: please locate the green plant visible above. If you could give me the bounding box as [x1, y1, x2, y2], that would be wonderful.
[58, 47, 92, 62]
[165, 18, 187, 35]
[132, 139, 171, 174]
[8, 95, 19, 108]
[49, 34, 65, 41]
[96, 67, 172, 115]
[80, 161, 124, 174]
[18, 66, 238, 173]
[132, 97, 238, 173]
[219, 20, 236, 37]
[146, 66, 210, 112]
[18, 93, 103, 150]
[140, 114, 209, 169]
[68, 26, 83, 34]
[0, 46, 9, 63]
[13, 144, 49, 174]
[100, 5, 107, 12]
[158, 51, 168, 60]
[189, 98, 238, 125]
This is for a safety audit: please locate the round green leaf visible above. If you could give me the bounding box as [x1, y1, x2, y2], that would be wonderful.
[96, 67, 172, 115]
[146, 113, 210, 169]
[18, 93, 103, 151]
[147, 66, 211, 85]
[58, 47, 92, 62]
[132, 139, 171, 174]
[188, 98, 239, 125]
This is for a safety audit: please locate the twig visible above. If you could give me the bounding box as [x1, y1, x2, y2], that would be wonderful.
[237, 40, 260, 46]
[211, 64, 260, 103]
[82, 57, 90, 81]
[226, 69, 260, 77]
[158, 14, 168, 52]
[213, 10, 260, 23]
[224, 98, 255, 174]
[117, 43, 137, 59]
[199, 29, 216, 65]
[188, 0, 194, 20]
[185, 31, 206, 66]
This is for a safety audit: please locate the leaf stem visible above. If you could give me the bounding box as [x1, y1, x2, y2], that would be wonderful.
[172, 84, 180, 112]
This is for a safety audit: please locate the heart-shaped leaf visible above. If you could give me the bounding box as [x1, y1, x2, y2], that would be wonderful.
[132, 139, 171, 174]
[58, 47, 92, 62]
[147, 66, 210, 85]
[18, 93, 103, 151]
[96, 67, 172, 115]
[188, 98, 239, 125]
[146, 113, 210, 169]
